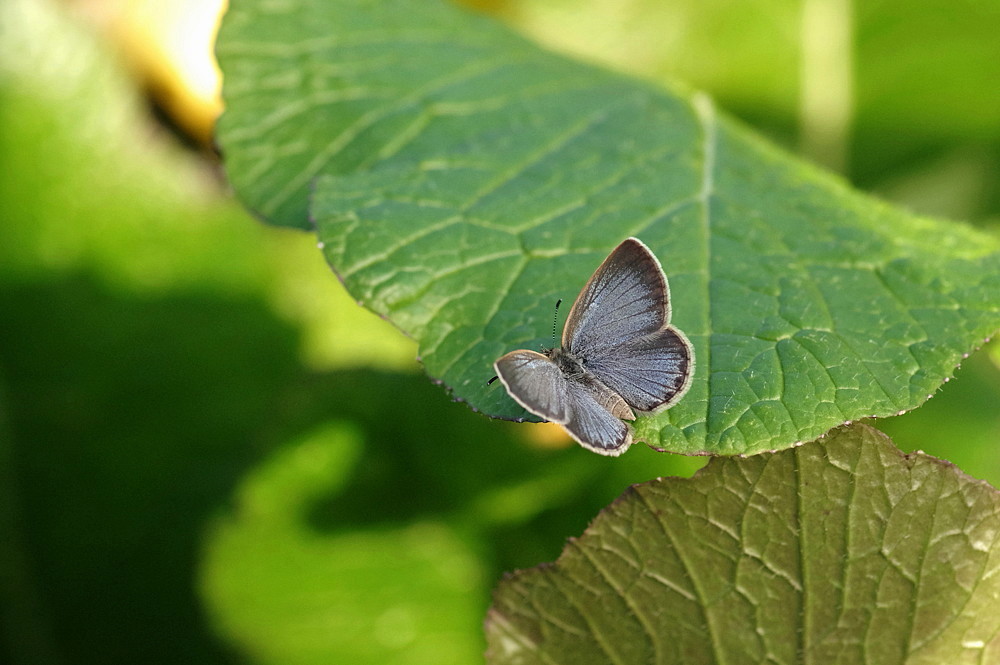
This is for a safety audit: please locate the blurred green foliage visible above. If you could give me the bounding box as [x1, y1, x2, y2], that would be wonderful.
[502, 0, 1000, 218]
[0, 0, 997, 663]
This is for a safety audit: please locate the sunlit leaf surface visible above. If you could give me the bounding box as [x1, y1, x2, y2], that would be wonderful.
[487, 424, 1000, 665]
[217, 0, 1000, 455]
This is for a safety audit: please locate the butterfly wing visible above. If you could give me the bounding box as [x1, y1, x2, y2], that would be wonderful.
[494, 350, 572, 424]
[560, 379, 634, 456]
[494, 350, 634, 455]
[563, 237, 694, 412]
[584, 326, 694, 412]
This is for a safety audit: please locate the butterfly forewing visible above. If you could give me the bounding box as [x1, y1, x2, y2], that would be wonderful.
[494, 351, 572, 424]
[494, 350, 635, 454]
[562, 238, 669, 357]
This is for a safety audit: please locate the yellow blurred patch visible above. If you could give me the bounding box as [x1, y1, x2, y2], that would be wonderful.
[75, 0, 226, 146]
[520, 421, 573, 450]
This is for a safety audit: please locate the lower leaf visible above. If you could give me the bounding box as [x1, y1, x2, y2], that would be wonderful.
[486, 423, 1000, 665]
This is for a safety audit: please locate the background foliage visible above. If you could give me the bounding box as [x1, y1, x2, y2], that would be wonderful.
[1, 0, 998, 663]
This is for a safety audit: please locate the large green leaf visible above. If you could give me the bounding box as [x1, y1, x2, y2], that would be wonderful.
[216, 0, 1000, 455]
[486, 424, 1000, 665]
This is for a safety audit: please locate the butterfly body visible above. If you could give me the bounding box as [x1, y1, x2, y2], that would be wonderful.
[494, 238, 693, 456]
[548, 346, 636, 418]
[546, 347, 585, 380]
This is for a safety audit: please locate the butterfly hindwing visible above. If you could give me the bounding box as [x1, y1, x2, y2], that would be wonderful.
[585, 326, 694, 412]
[560, 379, 634, 456]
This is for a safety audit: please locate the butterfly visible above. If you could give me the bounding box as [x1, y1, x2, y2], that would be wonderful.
[494, 237, 694, 456]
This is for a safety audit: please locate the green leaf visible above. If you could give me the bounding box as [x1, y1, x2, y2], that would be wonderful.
[880, 343, 1000, 489]
[216, 0, 1000, 455]
[486, 423, 1000, 665]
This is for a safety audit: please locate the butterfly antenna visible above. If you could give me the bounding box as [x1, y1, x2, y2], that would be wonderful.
[487, 375, 498, 385]
[551, 298, 563, 347]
